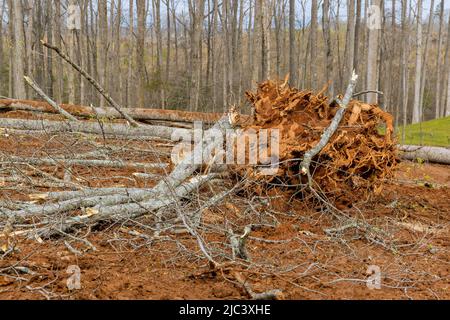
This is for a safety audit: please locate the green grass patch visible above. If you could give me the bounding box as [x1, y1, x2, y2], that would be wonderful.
[382, 117, 450, 147]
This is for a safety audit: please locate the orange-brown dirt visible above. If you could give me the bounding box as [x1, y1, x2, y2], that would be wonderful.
[0, 107, 449, 300]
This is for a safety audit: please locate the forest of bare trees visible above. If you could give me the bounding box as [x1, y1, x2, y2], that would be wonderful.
[1, 0, 449, 126]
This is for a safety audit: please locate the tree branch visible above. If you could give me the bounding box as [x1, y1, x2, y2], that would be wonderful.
[24, 76, 79, 122]
[40, 40, 141, 127]
[300, 71, 359, 184]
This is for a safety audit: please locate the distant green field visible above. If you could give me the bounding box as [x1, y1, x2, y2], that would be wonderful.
[392, 117, 450, 147]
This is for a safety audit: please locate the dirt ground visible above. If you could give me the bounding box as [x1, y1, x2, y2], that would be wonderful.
[0, 111, 449, 300]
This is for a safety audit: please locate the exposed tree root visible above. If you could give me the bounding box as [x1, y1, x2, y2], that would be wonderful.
[234, 74, 399, 204]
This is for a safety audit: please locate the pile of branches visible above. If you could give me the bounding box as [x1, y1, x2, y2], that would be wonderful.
[234, 77, 399, 203]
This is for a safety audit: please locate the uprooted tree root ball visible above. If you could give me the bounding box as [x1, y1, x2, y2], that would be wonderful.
[232, 79, 399, 205]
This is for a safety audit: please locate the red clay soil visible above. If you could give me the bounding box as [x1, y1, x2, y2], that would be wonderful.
[0, 109, 449, 300]
[0, 155, 448, 298]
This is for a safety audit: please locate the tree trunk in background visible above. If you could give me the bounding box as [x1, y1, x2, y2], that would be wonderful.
[254, 0, 263, 82]
[264, 0, 272, 78]
[435, 0, 444, 119]
[52, 0, 63, 102]
[390, 0, 397, 122]
[108, 0, 115, 100]
[89, 0, 98, 105]
[447, 72, 450, 116]
[230, 0, 239, 95]
[136, 0, 146, 108]
[260, 0, 267, 81]
[353, 0, 362, 76]
[68, 0, 79, 105]
[171, 0, 179, 73]
[114, 0, 122, 105]
[212, 0, 218, 110]
[45, 0, 53, 99]
[400, 0, 409, 142]
[0, 0, 5, 91]
[98, 0, 108, 108]
[412, 0, 423, 124]
[377, 0, 385, 109]
[79, 0, 88, 105]
[126, 0, 134, 107]
[35, 2, 45, 92]
[358, 1, 369, 91]
[24, 0, 34, 99]
[366, 0, 380, 104]
[11, 0, 27, 99]
[7, 0, 13, 98]
[310, 0, 318, 89]
[154, 0, 165, 109]
[237, 0, 244, 104]
[165, 0, 171, 104]
[189, 0, 206, 111]
[251, 0, 259, 85]
[221, 0, 229, 107]
[445, 4, 450, 117]
[288, 0, 296, 86]
[335, 0, 343, 90]
[418, 0, 434, 122]
[322, 0, 333, 97]
[344, 0, 355, 82]
[274, 2, 281, 77]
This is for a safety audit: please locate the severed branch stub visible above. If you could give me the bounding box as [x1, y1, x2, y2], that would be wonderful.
[300, 71, 359, 185]
[233, 271, 284, 300]
[352, 90, 384, 99]
[40, 40, 140, 127]
[230, 225, 252, 261]
[24, 76, 79, 122]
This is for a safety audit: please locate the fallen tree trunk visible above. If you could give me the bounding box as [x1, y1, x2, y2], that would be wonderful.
[152, 115, 232, 194]
[398, 145, 450, 165]
[2, 113, 448, 167]
[2, 156, 168, 171]
[0, 117, 188, 139]
[0, 99, 226, 124]
[29, 187, 155, 202]
[2, 174, 215, 238]
[41, 175, 215, 238]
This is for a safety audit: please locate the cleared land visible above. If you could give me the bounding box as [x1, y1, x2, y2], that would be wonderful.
[0, 97, 448, 300]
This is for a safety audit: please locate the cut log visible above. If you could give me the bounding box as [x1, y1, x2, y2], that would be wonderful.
[29, 187, 153, 202]
[0, 99, 226, 124]
[24, 174, 215, 238]
[398, 145, 450, 165]
[0, 117, 188, 139]
[2, 156, 168, 171]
